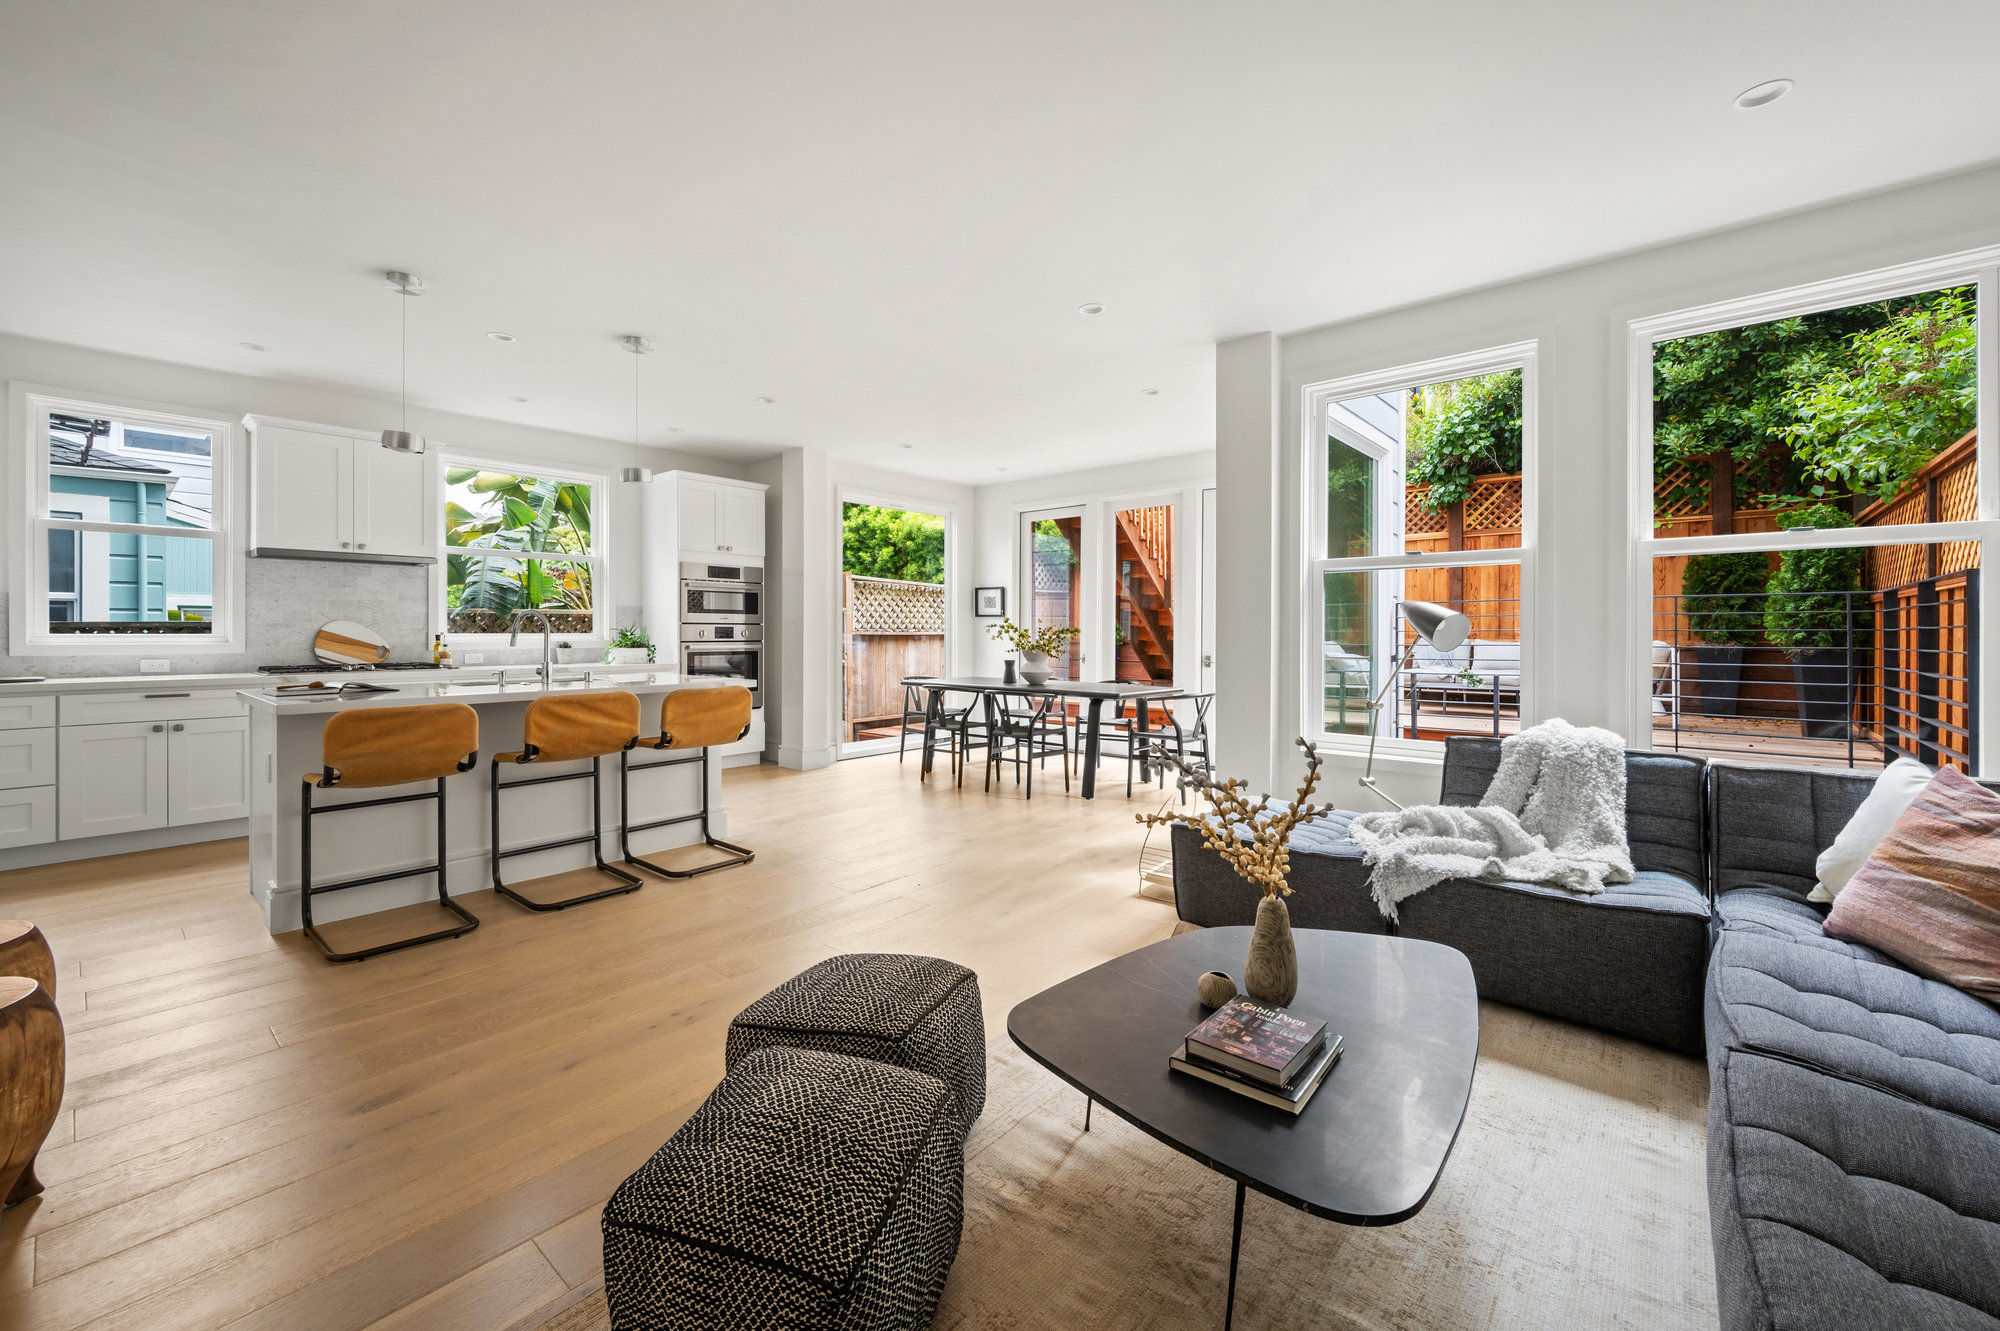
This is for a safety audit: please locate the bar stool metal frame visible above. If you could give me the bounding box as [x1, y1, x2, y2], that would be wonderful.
[491, 694, 645, 911]
[300, 704, 482, 964]
[620, 686, 757, 879]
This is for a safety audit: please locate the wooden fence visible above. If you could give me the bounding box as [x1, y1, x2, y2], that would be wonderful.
[842, 574, 945, 740]
[1404, 472, 1521, 641]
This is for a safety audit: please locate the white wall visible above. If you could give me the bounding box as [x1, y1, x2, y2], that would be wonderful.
[0, 331, 754, 673]
[1218, 160, 2000, 807]
[968, 451, 1215, 679]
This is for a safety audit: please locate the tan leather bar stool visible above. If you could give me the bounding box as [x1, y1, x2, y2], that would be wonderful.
[619, 685, 755, 878]
[491, 691, 644, 910]
[301, 704, 481, 964]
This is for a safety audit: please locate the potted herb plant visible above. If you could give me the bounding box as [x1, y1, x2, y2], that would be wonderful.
[1678, 551, 1768, 717]
[986, 617, 1080, 685]
[555, 640, 574, 665]
[606, 624, 656, 665]
[1763, 504, 1870, 740]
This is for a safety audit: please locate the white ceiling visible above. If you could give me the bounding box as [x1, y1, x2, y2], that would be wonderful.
[3, 2, 1998, 483]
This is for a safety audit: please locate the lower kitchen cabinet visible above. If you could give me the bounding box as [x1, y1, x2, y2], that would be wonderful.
[0, 788, 56, 850]
[166, 715, 251, 825]
[57, 714, 250, 840]
[59, 721, 170, 840]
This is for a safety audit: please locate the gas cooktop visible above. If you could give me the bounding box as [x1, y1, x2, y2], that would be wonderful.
[257, 661, 445, 674]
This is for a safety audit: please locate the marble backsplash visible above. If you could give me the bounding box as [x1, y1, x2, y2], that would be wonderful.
[0, 557, 648, 677]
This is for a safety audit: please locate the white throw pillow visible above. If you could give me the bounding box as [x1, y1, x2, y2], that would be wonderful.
[1809, 757, 1936, 902]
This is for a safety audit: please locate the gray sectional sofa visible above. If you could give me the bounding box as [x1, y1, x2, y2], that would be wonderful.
[1171, 737, 2000, 1331]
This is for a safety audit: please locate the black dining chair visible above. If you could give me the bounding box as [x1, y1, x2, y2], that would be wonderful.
[918, 687, 990, 787]
[984, 692, 1069, 798]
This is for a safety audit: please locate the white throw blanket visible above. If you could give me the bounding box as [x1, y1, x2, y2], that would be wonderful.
[1347, 718, 1634, 922]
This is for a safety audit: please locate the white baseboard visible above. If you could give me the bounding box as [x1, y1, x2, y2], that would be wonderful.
[0, 819, 248, 873]
[772, 744, 834, 771]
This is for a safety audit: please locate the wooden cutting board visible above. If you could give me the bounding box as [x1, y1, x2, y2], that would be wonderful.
[313, 621, 390, 665]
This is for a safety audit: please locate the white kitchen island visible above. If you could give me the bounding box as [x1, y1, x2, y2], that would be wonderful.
[241, 671, 750, 934]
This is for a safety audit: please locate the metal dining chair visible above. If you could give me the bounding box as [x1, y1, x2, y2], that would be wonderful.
[985, 692, 1069, 798]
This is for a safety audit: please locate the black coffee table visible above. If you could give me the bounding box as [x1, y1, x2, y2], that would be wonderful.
[1008, 927, 1480, 1328]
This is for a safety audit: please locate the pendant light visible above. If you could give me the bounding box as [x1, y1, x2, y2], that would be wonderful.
[619, 334, 655, 483]
[381, 270, 427, 453]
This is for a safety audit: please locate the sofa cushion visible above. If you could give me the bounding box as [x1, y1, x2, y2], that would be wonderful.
[1396, 868, 1710, 1054]
[1810, 756, 1934, 902]
[1707, 1046, 2000, 1331]
[1712, 887, 1886, 963]
[1707, 914, 2000, 1133]
[1171, 820, 1385, 934]
[1440, 736, 1706, 889]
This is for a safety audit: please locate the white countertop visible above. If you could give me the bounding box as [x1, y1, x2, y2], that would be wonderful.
[237, 670, 747, 712]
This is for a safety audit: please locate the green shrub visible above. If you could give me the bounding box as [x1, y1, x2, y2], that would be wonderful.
[1763, 505, 1869, 653]
[1405, 370, 1522, 510]
[1679, 551, 1768, 645]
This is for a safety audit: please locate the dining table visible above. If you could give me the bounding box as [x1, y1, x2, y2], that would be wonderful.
[902, 675, 1183, 799]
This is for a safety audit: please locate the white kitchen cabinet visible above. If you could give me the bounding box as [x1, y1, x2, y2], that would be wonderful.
[245, 416, 435, 561]
[0, 789, 56, 850]
[674, 476, 765, 557]
[0, 695, 56, 731]
[167, 715, 251, 826]
[59, 721, 170, 840]
[0, 729, 55, 792]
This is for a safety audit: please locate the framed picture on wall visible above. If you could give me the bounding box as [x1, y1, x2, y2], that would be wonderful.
[974, 586, 1005, 617]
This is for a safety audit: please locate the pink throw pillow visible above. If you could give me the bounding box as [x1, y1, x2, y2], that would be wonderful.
[1823, 766, 2000, 1003]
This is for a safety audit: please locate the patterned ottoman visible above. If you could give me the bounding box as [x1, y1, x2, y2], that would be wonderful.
[602, 1046, 964, 1331]
[725, 953, 986, 1138]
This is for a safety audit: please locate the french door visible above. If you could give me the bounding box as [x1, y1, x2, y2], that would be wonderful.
[1021, 507, 1085, 680]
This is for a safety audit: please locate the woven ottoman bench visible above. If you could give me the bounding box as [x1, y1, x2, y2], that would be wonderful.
[602, 1045, 964, 1331]
[725, 953, 986, 1138]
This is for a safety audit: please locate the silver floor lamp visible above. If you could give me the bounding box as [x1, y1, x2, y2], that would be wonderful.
[1358, 599, 1472, 810]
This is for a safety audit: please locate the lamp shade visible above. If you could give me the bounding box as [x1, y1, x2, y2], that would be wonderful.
[1402, 599, 1471, 652]
[380, 429, 425, 454]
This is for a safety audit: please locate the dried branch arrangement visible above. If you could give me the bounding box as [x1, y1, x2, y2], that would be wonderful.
[1138, 737, 1332, 899]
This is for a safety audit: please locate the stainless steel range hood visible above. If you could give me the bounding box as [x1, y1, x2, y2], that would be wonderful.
[248, 547, 435, 566]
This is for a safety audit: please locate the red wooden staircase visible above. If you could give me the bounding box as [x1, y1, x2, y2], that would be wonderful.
[1115, 507, 1174, 683]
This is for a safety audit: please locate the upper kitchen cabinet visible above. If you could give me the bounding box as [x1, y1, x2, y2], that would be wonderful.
[244, 416, 436, 562]
[648, 472, 768, 559]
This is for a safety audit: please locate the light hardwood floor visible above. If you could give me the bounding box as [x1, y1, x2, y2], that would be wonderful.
[0, 752, 1184, 1331]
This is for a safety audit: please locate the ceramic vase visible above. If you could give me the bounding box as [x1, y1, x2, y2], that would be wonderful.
[607, 647, 650, 665]
[1243, 895, 1298, 1006]
[1019, 651, 1052, 685]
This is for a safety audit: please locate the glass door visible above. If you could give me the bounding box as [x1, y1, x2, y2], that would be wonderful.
[1022, 507, 1084, 680]
[839, 501, 949, 758]
[1111, 502, 1175, 684]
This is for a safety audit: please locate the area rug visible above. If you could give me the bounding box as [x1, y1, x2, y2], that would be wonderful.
[537, 1002, 1715, 1329]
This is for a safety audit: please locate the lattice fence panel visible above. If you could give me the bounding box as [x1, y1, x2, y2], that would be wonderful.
[1463, 475, 1522, 532]
[846, 575, 945, 634]
[1404, 487, 1448, 534]
[1653, 461, 1708, 521]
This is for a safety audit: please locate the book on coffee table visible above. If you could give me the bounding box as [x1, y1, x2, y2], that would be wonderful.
[1171, 1034, 1344, 1113]
[1184, 995, 1327, 1087]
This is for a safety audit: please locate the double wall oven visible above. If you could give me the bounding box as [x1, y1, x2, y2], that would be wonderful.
[680, 561, 761, 705]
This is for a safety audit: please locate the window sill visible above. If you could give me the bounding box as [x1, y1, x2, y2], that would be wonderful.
[14, 637, 243, 657]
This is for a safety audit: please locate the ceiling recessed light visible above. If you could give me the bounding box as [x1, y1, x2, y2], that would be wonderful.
[663, 426, 684, 433]
[1734, 78, 1793, 110]
[239, 342, 267, 352]
[756, 396, 776, 404]
[487, 331, 517, 342]
[899, 444, 915, 450]
[1078, 303, 1105, 316]
[996, 466, 1009, 472]
[508, 395, 528, 403]
[1140, 388, 1160, 396]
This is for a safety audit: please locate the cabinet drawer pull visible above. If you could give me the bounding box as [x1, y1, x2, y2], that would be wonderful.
[172, 723, 185, 732]
[151, 724, 165, 733]
[144, 692, 192, 699]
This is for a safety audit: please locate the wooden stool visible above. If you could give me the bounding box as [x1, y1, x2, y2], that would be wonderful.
[620, 686, 755, 878]
[491, 692, 644, 910]
[302, 704, 482, 963]
[0, 921, 55, 998]
[0, 976, 63, 1207]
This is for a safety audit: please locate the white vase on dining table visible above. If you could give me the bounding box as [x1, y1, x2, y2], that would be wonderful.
[1019, 651, 1052, 685]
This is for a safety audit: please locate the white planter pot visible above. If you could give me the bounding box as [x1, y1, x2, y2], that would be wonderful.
[606, 647, 651, 665]
[1019, 651, 1052, 686]
[554, 648, 574, 664]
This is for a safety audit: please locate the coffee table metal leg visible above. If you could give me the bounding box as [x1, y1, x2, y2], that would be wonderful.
[1083, 1097, 1092, 1132]
[1224, 1179, 1245, 1329]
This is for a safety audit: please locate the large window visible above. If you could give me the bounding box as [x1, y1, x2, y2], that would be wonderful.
[10, 391, 237, 651]
[440, 459, 604, 640]
[1306, 345, 1535, 750]
[1634, 257, 1994, 772]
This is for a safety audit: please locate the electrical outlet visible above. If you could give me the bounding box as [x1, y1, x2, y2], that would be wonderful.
[139, 658, 171, 674]
[462, 652, 485, 664]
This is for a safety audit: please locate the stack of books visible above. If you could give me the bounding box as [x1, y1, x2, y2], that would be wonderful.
[1169, 995, 1343, 1114]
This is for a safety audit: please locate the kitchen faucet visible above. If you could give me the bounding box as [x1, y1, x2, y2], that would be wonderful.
[509, 610, 555, 685]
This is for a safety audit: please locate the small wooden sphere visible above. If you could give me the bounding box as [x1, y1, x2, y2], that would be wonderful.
[1196, 970, 1238, 1009]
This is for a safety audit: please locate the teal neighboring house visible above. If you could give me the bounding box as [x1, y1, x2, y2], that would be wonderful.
[47, 414, 213, 626]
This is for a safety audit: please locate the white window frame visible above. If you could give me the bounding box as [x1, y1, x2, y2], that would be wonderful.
[435, 450, 612, 648]
[1625, 245, 2000, 768]
[1300, 340, 1539, 758]
[7, 383, 244, 655]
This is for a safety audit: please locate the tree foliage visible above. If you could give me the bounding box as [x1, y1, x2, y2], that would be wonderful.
[1763, 504, 1869, 653]
[443, 470, 593, 629]
[1679, 551, 1769, 646]
[1405, 370, 1522, 511]
[842, 503, 944, 583]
